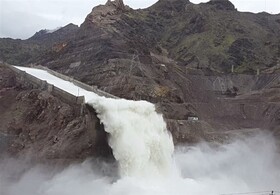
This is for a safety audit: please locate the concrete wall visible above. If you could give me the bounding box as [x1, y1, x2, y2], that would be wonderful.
[36, 65, 118, 99]
[48, 84, 85, 105]
[2, 63, 85, 106]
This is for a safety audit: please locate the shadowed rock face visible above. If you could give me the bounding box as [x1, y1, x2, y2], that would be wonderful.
[106, 0, 126, 10]
[0, 64, 112, 163]
[207, 0, 236, 11]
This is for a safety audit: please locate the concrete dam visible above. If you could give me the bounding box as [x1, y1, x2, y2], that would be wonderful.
[6, 64, 174, 178]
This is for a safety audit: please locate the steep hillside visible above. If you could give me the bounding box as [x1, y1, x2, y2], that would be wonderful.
[28, 23, 79, 46]
[0, 24, 79, 65]
[1, 0, 280, 72]
[151, 0, 280, 72]
[27, 0, 279, 82]
[1, 0, 280, 149]
[0, 64, 111, 162]
[17, 0, 277, 118]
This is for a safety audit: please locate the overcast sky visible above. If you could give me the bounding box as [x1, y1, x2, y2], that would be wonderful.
[0, 0, 279, 40]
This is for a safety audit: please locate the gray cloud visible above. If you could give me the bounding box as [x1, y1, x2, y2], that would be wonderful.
[0, 0, 279, 40]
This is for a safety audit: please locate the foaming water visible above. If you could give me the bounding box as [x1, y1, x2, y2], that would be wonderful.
[87, 97, 175, 178]
[1, 133, 280, 195]
[175, 133, 280, 194]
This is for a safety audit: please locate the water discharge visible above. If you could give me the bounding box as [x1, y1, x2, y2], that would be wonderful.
[14, 66, 175, 178]
[2, 66, 280, 195]
[87, 97, 175, 178]
[2, 133, 280, 195]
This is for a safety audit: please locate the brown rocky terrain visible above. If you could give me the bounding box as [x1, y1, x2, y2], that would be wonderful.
[0, 64, 112, 163]
[0, 24, 79, 65]
[1, 0, 280, 161]
[24, 0, 280, 132]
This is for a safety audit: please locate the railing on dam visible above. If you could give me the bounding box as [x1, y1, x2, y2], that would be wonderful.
[36, 65, 118, 99]
[3, 63, 85, 105]
[1, 63, 118, 107]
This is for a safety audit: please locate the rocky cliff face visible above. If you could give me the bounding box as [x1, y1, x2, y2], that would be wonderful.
[0, 64, 111, 162]
[1, 0, 279, 72]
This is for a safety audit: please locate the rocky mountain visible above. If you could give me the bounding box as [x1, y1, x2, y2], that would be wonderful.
[28, 23, 79, 45]
[1, 0, 280, 161]
[23, 0, 279, 124]
[1, 0, 280, 71]
[0, 23, 79, 65]
[15, 0, 278, 87]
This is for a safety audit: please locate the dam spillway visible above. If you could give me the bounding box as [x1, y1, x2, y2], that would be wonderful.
[13, 65, 175, 178]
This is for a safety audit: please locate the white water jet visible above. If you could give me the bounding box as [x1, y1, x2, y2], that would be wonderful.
[87, 97, 175, 178]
